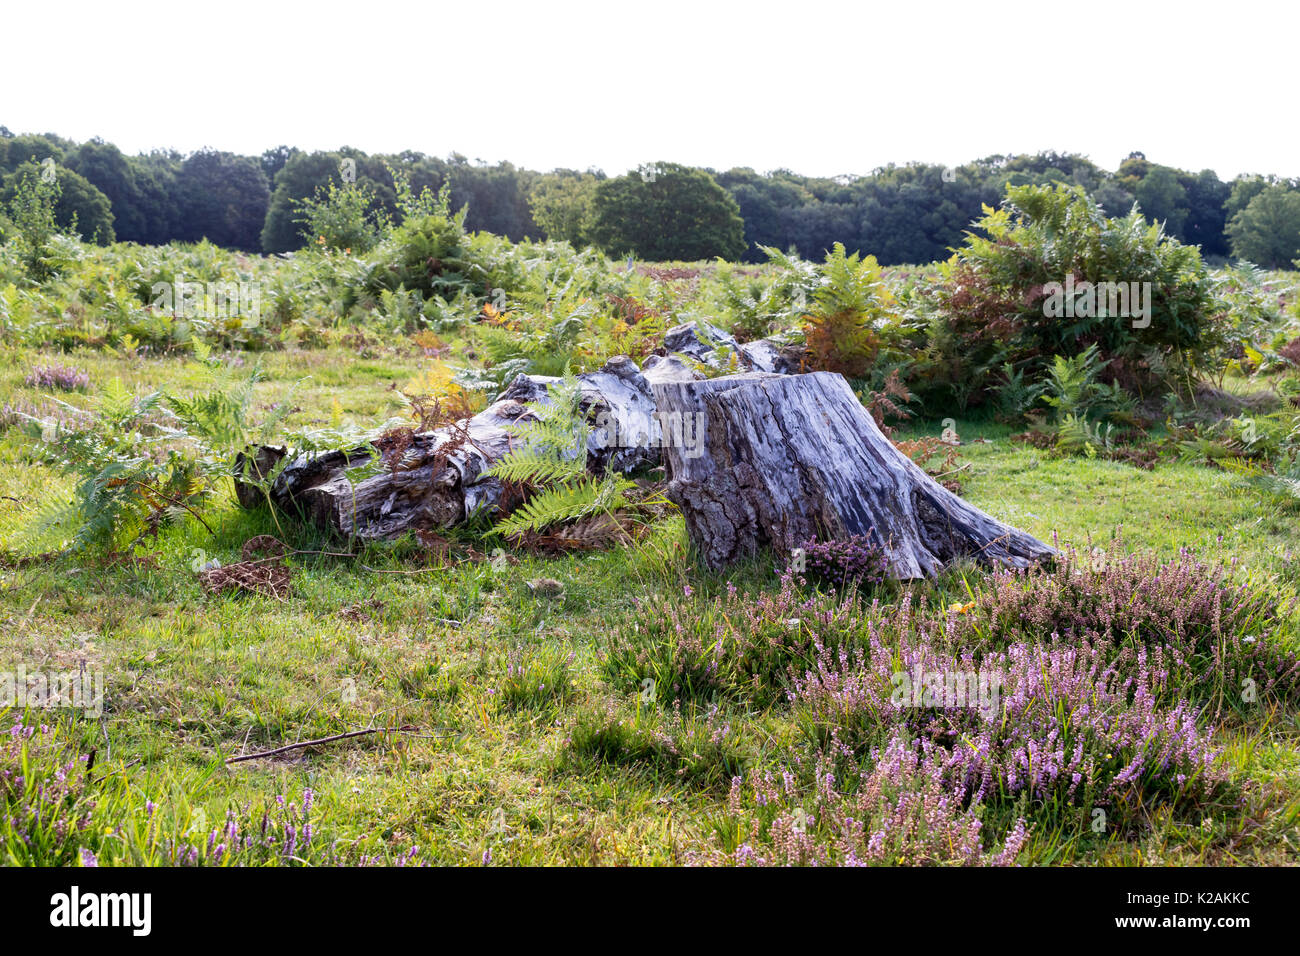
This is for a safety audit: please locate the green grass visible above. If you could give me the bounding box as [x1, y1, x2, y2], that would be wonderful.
[2, 344, 1300, 866]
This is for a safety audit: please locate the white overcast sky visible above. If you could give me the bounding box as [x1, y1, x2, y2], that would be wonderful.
[3, 0, 1295, 181]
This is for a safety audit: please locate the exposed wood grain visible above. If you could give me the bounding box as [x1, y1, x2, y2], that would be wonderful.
[242, 354, 728, 540]
[652, 371, 1055, 578]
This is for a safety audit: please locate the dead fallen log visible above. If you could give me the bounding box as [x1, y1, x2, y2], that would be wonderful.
[237, 320, 800, 541]
[651, 371, 1055, 578]
[661, 320, 802, 374]
[239, 355, 708, 540]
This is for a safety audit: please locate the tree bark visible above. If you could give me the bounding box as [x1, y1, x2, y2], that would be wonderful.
[651, 370, 1055, 578]
[238, 322, 801, 541]
[241, 356, 707, 540]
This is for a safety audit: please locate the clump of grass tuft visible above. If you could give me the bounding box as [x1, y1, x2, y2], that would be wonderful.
[496, 646, 575, 715]
[601, 575, 867, 707]
[567, 701, 752, 791]
[1, 716, 425, 866]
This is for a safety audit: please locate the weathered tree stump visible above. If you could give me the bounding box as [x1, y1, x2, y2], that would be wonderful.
[238, 322, 801, 541]
[651, 371, 1054, 578]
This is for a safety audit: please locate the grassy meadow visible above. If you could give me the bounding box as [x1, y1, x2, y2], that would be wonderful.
[4, 186, 1300, 867]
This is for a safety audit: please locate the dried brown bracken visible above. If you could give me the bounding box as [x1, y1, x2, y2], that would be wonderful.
[894, 436, 965, 494]
[199, 535, 293, 599]
[509, 511, 642, 555]
[413, 528, 454, 565]
[860, 369, 914, 437]
[1279, 337, 1300, 367]
[200, 560, 291, 599]
[339, 598, 385, 623]
[241, 535, 289, 561]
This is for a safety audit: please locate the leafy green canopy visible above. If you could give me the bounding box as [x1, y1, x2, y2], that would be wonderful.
[1226, 185, 1300, 270]
[588, 162, 745, 261]
[1, 161, 115, 246]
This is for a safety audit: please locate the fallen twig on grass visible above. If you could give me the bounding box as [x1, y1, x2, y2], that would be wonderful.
[225, 725, 456, 764]
[92, 757, 142, 786]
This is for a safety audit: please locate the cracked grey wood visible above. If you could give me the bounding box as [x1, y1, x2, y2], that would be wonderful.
[239, 322, 801, 540]
[242, 360, 639, 540]
[651, 370, 1055, 578]
[240, 347, 780, 541]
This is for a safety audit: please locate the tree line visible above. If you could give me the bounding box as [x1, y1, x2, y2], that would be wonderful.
[3, 126, 1299, 268]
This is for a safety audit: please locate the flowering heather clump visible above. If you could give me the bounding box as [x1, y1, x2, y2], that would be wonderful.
[799, 534, 889, 589]
[24, 362, 90, 391]
[969, 546, 1266, 645]
[147, 789, 421, 867]
[603, 573, 869, 706]
[692, 546, 1295, 863]
[791, 632, 1226, 812]
[691, 741, 1029, 866]
[958, 546, 1300, 706]
[0, 721, 96, 866]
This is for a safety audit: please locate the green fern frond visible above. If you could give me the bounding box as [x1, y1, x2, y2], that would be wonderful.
[493, 474, 633, 536]
[486, 448, 585, 485]
[1229, 459, 1300, 511]
[486, 373, 590, 486]
[98, 376, 135, 422]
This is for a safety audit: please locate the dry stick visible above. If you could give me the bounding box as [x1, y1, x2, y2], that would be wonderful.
[92, 757, 142, 786]
[225, 725, 453, 764]
[238, 548, 359, 568]
[931, 463, 972, 480]
[129, 477, 215, 535]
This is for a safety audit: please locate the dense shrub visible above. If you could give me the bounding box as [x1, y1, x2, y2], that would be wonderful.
[765, 242, 910, 378]
[588, 163, 746, 261]
[956, 546, 1299, 708]
[2, 161, 115, 247]
[931, 183, 1223, 408]
[294, 180, 388, 254]
[357, 208, 478, 303]
[791, 633, 1225, 808]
